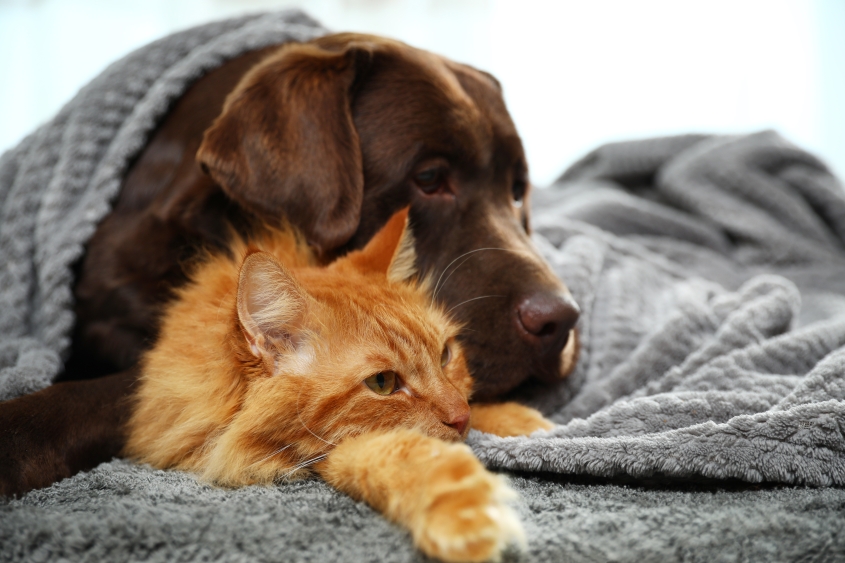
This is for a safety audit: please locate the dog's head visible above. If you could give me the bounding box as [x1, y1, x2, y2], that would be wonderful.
[197, 33, 579, 399]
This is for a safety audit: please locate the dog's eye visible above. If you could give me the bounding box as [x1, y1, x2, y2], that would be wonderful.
[512, 180, 527, 208]
[414, 168, 444, 194]
[364, 371, 398, 395]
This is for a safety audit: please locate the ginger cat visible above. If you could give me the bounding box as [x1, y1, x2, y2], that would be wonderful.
[125, 209, 553, 562]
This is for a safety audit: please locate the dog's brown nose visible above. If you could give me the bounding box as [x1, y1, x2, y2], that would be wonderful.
[516, 292, 580, 351]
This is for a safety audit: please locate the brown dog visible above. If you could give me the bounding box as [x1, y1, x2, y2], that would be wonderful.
[0, 33, 579, 496]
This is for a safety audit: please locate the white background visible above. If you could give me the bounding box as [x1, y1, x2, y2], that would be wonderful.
[1, 0, 843, 186]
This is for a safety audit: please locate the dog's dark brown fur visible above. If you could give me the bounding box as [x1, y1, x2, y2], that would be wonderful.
[0, 33, 579, 497]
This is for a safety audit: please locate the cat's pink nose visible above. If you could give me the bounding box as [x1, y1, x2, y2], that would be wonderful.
[445, 411, 470, 435]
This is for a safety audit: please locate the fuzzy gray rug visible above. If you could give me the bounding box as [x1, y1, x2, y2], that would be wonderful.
[470, 132, 845, 488]
[2, 459, 844, 563]
[1, 12, 844, 563]
[470, 132, 845, 486]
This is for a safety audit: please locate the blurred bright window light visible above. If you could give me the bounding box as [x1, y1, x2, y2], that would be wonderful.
[0, 0, 842, 186]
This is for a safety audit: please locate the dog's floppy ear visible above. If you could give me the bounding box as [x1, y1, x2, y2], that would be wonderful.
[197, 41, 375, 252]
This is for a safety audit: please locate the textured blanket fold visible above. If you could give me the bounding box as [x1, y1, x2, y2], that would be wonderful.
[2, 14, 845, 562]
[467, 131, 845, 486]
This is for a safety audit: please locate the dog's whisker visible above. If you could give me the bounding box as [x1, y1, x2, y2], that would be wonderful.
[446, 295, 504, 315]
[432, 255, 474, 302]
[432, 247, 505, 300]
[431, 247, 538, 302]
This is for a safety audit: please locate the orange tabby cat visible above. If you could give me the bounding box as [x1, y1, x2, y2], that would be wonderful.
[125, 208, 553, 562]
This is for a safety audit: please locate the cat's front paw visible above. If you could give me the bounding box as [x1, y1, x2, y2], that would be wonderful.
[413, 444, 524, 562]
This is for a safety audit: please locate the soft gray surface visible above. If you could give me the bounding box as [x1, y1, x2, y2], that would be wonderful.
[469, 131, 845, 488]
[1, 14, 844, 563]
[0, 10, 326, 401]
[3, 460, 844, 563]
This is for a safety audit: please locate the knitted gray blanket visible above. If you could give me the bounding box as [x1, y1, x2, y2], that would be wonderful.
[469, 131, 845, 488]
[2, 13, 844, 562]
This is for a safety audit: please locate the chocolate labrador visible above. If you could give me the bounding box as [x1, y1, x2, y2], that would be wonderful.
[0, 33, 579, 496]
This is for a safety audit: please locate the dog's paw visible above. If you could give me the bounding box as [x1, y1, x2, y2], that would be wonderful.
[413, 444, 524, 562]
[471, 402, 554, 437]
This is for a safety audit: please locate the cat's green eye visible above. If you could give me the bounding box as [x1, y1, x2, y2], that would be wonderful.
[440, 345, 451, 368]
[365, 371, 397, 395]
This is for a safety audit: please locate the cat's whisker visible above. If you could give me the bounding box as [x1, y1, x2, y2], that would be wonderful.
[280, 453, 329, 481]
[296, 386, 337, 447]
[446, 295, 504, 315]
[250, 444, 292, 468]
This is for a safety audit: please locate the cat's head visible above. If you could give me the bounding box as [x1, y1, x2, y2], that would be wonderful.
[227, 208, 473, 478]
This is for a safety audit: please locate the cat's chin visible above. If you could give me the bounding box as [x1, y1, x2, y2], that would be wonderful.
[443, 427, 468, 442]
[367, 425, 464, 445]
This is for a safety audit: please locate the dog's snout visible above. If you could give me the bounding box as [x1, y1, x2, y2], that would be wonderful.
[516, 292, 580, 349]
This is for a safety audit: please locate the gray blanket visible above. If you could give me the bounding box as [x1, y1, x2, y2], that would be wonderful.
[2, 13, 844, 563]
[470, 131, 845, 488]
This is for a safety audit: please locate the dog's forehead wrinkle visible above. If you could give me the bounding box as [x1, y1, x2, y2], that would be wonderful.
[354, 50, 491, 156]
[394, 46, 474, 106]
[435, 64, 477, 112]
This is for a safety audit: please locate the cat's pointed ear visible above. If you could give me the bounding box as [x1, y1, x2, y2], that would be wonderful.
[346, 207, 417, 282]
[237, 252, 309, 368]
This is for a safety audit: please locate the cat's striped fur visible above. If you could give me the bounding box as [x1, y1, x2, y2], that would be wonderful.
[125, 209, 552, 562]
